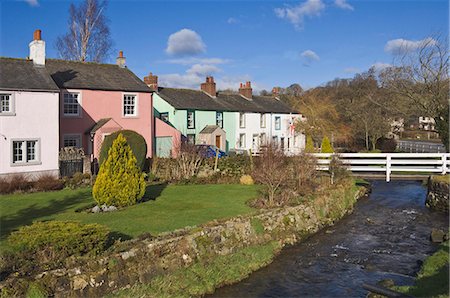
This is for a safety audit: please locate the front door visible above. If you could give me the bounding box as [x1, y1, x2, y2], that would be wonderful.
[215, 135, 221, 149]
[252, 134, 259, 152]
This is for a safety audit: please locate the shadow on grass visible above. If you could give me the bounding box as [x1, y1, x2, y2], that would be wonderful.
[0, 191, 92, 240]
[140, 183, 168, 203]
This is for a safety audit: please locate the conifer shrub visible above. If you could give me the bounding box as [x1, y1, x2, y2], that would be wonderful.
[99, 130, 147, 171]
[320, 136, 334, 153]
[305, 135, 315, 153]
[240, 175, 254, 185]
[93, 133, 146, 207]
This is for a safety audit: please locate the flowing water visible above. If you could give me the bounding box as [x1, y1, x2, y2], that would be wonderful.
[211, 180, 449, 298]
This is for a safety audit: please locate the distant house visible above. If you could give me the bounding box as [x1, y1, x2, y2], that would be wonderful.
[147, 74, 305, 156]
[0, 31, 60, 178]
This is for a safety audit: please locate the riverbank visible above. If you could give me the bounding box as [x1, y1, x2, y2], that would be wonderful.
[0, 179, 366, 297]
[426, 175, 449, 213]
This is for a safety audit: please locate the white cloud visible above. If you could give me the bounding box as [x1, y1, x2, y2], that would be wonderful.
[165, 29, 206, 56]
[384, 37, 437, 55]
[300, 50, 320, 65]
[23, 0, 39, 6]
[186, 64, 222, 76]
[274, 0, 325, 30]
[334, 0, 353, 10]
[164, 57, 230, 65]
[159, 73, 203, 89]
[344, 67, 359, 74]
[227, 17, 239, 24]
[371, 62, 392, 71]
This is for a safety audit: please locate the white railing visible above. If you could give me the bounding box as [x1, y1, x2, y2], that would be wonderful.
[313, 153, 450, 182]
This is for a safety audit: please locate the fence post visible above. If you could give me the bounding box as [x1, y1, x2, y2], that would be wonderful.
[441, 154, 447, 175]
[386, 154, 391, 182]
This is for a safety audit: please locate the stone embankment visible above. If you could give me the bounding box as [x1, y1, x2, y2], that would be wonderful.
[1, 184, 368, 297]
[426, 176, 449, 213]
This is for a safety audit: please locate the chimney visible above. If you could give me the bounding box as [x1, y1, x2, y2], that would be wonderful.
[144, 72, 158, 91]
[239, 81, 252, 100]
[116, 51, 126, 68]
[29, 29, 45, 66]
[200, 76, 216, 97]
[272, 87, 281, 97]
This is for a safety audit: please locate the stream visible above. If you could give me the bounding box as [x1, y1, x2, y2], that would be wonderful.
[211, 180, 448, 297]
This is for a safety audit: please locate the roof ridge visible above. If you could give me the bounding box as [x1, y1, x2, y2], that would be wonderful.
[46, 58, 120, 67]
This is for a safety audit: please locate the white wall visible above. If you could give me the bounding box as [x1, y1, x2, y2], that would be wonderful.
[0, 90, 60, 178]
[235, 112, 305, 155]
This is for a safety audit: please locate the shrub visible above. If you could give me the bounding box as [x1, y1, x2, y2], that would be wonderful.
[320, 136, 334, 153]
[6, 221, 110, 274]
[93, 133, 146, 207]
[99, 130, 147, 171]
[289, 153, 318, 196]
[240, 175, 254, 185]
[0, 174, 32, 194]
[328, 155, 350, 185]
[376, 137, 397, 152]
[33, 174, 64, 192]
[305, 135, 315, 153]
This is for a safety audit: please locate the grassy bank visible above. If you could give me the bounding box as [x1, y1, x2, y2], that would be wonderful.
[0, 184, 258, 243]
[431, 174, 450, 184]
[395, 240, 449, 297]
[111, 241, 282, 298]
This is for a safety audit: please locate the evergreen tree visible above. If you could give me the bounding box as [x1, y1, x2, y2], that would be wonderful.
[305, 135, 315, 153]
[93, 133, 146, 207]
[320, 136, 334, 153]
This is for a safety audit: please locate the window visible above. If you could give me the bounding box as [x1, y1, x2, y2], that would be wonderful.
[63, 92, 80, 116]
[275, 116, 281, 130]
[187, 110, 195, 129]
[260, 113, 266, 128]
[160, 112, 169, 122]
[123, 94, 137, 116]
[63, 134, 82, 148]
[216, 111, 223, 128]
[0, 94, 14, 115]
[272, 136, 278, 145]
[239, 133, 246, 148]
[260, 133, 267, 145]
[239, 113, 246, 128]
[12, 140, 39, 165]
[187, 134, 196, 144]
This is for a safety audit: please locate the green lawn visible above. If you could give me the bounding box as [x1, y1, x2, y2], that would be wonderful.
[0, 184, 258, 243]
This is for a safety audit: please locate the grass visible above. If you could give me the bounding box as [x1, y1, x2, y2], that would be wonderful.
[0, 184, 258, 244]
[431, 174, 450, 184]
[395, 240, 449, 298]
[110, 241, 281, 298]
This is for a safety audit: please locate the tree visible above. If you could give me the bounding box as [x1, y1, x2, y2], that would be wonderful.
[304, 135, 315, 153]
[321, 136, 334, 153]
[381, 35, 449, 150]
[56, 0, 113, 62]
[93, 133, 146, 207]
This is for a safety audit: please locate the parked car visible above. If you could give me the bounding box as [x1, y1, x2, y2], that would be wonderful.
[195, 145, 227, 158]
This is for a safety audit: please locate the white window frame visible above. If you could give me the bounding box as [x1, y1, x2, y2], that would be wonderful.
[63, 91, 82, 117]
[160, 112, 169, 122]
[260, 113, 266, 128]
[123, 93, 138, 117]
[11, 138, 41, 166]
[187, 110, 195, 129]
[275, 116, 281, 130]
[0, 93, 15, 116]
[260, 133, 267, 145]
[239, 133, 246, 148]
[216, 111, 223, 128]
[63, 134, 82, 148]
[239, 113, 246, 128]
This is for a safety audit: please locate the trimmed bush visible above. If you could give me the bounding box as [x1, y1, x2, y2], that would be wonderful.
[99, 130, 147, 171]
[240, 175, 254, 185]
[305, 135, 315, 153]
[320, 136, 334, 153]
[93, 133, 146, 207]
[0, 174, 32, 194]
[5, 221, 110, 275]
[33, 174, 64, 192]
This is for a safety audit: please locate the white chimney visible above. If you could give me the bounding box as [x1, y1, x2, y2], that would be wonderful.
[116, 51, 126, 68]
[29, 29, 45, 66]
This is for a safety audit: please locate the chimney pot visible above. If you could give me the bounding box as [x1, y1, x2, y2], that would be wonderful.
[119, 50, 123, 58]
[201, 76, 217, 97]
[144, 72, 158, 91]
[33, 29, 41, 41]
[116, 51, 126, 68]
[239, 81, 253, 100]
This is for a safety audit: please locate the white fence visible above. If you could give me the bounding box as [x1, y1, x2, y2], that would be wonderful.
[397, 140, 446, 153]
[313, 153, 450, 182]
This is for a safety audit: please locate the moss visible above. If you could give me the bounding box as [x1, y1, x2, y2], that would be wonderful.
[431, 175, 450, 185]
[283, 215, 291, 226]
[250, 218, 265, 235]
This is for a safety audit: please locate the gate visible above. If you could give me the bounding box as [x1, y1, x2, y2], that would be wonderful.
[59, 147, 86, 177]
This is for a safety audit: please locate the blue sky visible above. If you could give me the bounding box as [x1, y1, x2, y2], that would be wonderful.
[0, 0, 448, 91]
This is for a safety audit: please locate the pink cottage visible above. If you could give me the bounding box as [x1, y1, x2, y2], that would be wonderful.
[45, 51, 153, 161]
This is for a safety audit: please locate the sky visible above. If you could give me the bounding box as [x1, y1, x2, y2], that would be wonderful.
[0, 0, 448, 92]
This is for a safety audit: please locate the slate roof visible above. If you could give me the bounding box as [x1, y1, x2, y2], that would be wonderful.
[199, 125, 221, 134]
[0, 58, 59, 92]
[45, 59, 152, 93]
[157, 87, 297, 114]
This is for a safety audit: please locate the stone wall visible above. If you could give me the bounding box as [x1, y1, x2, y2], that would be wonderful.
[426, 176, 449, 213]
[1, 184, 367, 297]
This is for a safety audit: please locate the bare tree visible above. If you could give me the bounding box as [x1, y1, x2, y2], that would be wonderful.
[56, 0, 113, 62]
[380, 35, 449, 150]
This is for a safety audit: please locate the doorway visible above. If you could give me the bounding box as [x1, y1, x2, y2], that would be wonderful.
[215, 135, 221, 148]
